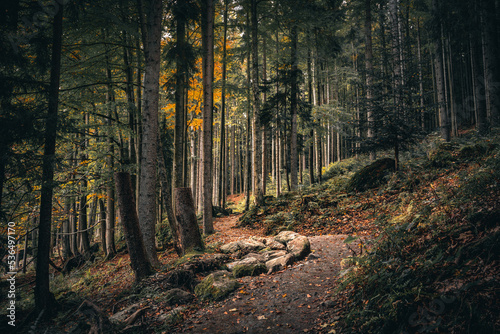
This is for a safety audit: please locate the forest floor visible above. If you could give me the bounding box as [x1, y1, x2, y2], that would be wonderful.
[2, 133, 499, 333]
[173, 213, 353, 333]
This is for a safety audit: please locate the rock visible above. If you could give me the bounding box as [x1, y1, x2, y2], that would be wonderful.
[220, 241, 241, 253]
[109, 303, 141, 324]
[194, 271, 240, 301]
[163, 288, 194, 306]
[274, 231, 300, 245]
[238, 239, 267, 252]
[263, 237, 286, 250]
[157, 306, 187, 325]
[287, 236, 311, 260]
[261, 250, 287, 261]
[226, 255, 263, 271]
[227, 253, 267, 278]
[232, 262, 267, 278]
[346, 158, 395, 192]
[265, 253, 294, 273]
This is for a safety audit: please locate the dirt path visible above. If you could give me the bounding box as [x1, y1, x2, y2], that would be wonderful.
[174, 215, 352, 334]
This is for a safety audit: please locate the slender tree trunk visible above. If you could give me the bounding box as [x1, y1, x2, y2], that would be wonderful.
[35, 5, 63, 315]
[290, 24, 299, 191]
[202, 0, 215, 233]
[115, 172, 153, 282]
[99, 199, 107, 255]
[365, 0, 376, 160]
[431, 0, 450, 142]
[138, 0, 162, 266]
[251, 0, 263, 206]
[174, 0, 186, 189]
[218, 0, 228, 207]
[417, 18, 425, 130]
[480, 0, 500, 127]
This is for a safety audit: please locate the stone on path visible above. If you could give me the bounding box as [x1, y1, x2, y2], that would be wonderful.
[194, 271, 240, 301]
[287, 235, 311, 260]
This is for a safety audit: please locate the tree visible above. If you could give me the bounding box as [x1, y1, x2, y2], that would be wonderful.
[115, 172, 153, 282]
[138, 0, 163, 267]
[201, 0, 215, 234]
[35, 3, 63, 315]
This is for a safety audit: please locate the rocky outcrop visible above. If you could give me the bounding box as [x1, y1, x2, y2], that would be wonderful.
[219, 231, 311, 276]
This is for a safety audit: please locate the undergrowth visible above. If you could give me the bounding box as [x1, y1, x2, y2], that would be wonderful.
[237, 131, 500, 333]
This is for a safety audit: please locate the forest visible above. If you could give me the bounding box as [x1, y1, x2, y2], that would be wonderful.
[0, 0, 499, 333]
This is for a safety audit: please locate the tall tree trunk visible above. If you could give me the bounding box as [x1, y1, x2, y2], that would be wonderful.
[431, 0, 450, 142]
[115, 172, 153, 282]
[201, 0, 215, 234]
[365, 0, 376, 160]
[480, 0, 500, 127]
[35, 5, 63, 315]
[138, 0, 162, 266]
[290, 24, 299, 191]
[174, 0, 186, 189]
[218, 0, 228, 207]
[251, 0, 263, 206]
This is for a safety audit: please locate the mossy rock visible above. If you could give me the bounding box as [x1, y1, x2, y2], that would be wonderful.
[346, 158, 395, 192]
[458, 144, 487, 161]
[163, 288, 194, 305]
[194, 271, 240, 301]
[232, 263, 267, 278]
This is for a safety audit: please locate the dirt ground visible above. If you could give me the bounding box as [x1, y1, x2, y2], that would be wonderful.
[173, 214, 353, 334]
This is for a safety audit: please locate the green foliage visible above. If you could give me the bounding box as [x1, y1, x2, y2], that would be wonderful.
[335, 136, 500, 333]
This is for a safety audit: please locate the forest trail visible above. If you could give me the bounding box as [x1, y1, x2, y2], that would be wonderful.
[173, 212, 352, 333]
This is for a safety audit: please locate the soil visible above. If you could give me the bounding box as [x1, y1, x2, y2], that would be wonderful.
[172, 214, 353, 333]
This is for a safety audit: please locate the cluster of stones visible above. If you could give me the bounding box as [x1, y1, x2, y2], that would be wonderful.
[194, 231, 311, 301]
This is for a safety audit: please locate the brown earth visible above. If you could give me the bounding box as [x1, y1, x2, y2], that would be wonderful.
[172, 214, 353, 334]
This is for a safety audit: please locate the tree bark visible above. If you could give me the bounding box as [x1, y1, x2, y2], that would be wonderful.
[174, 0, 186, 189]
[290, 24, 299, 191]
[365, 0, 376, 160]
[174, 188, 204, 255]
[201, 0, 215, 234]
[35, 4, 63, 315]
[218, 0, 228, 207]
[431, 0, 450, 141]
[138, 0, 162, 266]
[115, 172, 153, 282]
[251, 0, 263, 206]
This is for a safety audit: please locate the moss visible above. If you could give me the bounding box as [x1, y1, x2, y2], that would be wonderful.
[194, 271, 240, 301]
[346, 158, 396, 192]
[232, 263, 267, 278]
[457, 144, 487, 160]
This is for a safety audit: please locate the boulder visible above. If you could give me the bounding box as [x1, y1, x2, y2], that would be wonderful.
[232, 262, 267, 278]
[194, 271, 240, 301]
[226, 255, 263, 271]
[220, 241, 241, 253]
[263, 238, 286, 250]
[238, 239, 267, 253]
[274, 231, 300, 245]
[163, 288, 194, 306]
[265, 253, 294, 273]
[287, 236, 311, 260]
[261, 250, 287, 261]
